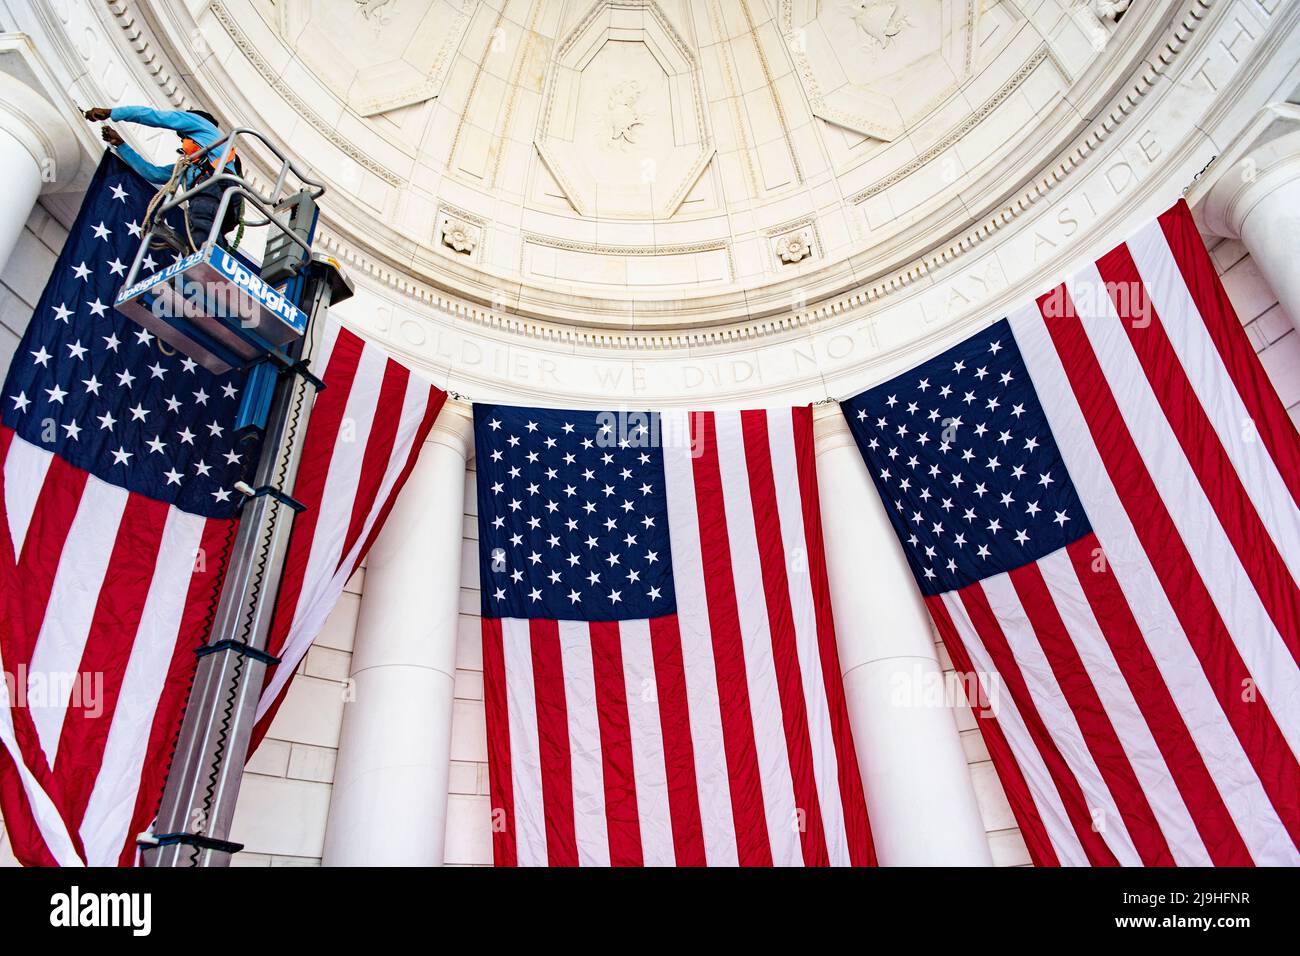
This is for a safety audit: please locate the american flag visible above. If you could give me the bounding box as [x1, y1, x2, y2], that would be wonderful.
[476, 403, 873, 866]
[0, 155, 443, 866]
[843, 200, 1300, 866]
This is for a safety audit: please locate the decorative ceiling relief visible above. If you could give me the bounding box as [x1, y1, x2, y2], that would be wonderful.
[781, 0, 980, 140]
[269, 0, 473, 117]
[534, 0, 715, 219]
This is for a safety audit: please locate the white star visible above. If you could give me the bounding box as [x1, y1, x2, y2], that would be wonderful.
[51, 303, 72, 323]
[976, 545, 990, 558]
[177, 427, 195, 444]
[989, 340, 1002, 354]
[66, 340, 87, 360]
[116, 368, 135, 388]
[61, 420, 81, 441]
[103, 333, 121, 352]
[1014, 529, 1030, 545]
[44, 384, 67, 404]
[645, 550, 659, 564]
[82, 375, 101, 395]
[111, 446, 132, 466]
[30, 346, 51, 367]
[987, 518, 1002, 534]
[609, 590, 622, 604]
[134, 327, 153, 346]
[525, 420, 538, 432]
[107, 258, 126, 277]
[164, 395, 181, 413]
[97, 410, 116, 430]
[194, 460, 212, 477]
[1053, 510, 1070, 527]
[87, 298, 108, 318]
[207, 420, 224, 437]
[148, 362, 167, 380]
[193, 388, 209, 405]
[126, 219, 142, 238]
[128, 403, 149, 421]
[488, 418, 502, 431]
[493, 588, 506, 602]
[528, 588, 543, 602]
[213, 488, 232, 503]
[1038, 471, 1054, 488]
[110, 183, 129, 203]
[647, 587, 662, 601]
[147, 436, 166, 454]
[568, 589, 582, 604]
[164, 468, 183, 486]
[1024, 436, 1040, 452]
[10, 391, 29, 412]
[180, 357, 197, 374]
[221, 382, 237, 399]
[72, 261, 91, 281]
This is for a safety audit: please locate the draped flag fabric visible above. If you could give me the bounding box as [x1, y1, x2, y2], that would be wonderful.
[842, 200, 1300, 866]
[0, 155, 444, 866]
[476, 404, 873, 866]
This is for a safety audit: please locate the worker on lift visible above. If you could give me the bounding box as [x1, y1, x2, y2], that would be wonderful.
[84, 105, 245, 251]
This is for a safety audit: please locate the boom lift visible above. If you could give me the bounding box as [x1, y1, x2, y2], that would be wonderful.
[112, 127, 353, 866]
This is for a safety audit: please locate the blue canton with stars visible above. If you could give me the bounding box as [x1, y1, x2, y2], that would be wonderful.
[1, 156, 259, 519]
[841, 320, 1091, 596]
[475, 404, 676, 622]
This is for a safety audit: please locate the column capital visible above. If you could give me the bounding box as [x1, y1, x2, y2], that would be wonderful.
[1196, 104, 1300, 240]
[426, 397, 475, 461]
[0, 36, 85, 194]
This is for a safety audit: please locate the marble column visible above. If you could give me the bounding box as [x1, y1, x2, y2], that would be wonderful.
[321, 401, 474, 866]
[1200, 124, 1300, 334]
[813, 404, 992, 865]
[0, 72, 80, 272]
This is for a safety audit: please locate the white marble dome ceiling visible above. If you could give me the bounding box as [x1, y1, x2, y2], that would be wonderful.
[173, 0, 1135, 330]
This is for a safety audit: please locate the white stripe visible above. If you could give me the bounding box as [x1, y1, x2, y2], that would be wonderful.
[619, 618, 675, 866]
[713, 411, 803, 866]
[765, 409, 851, 866]
[1066, 266, 1300, 758]
[501, 618, 547, 866]
[27, 476, 128, 763]
[1127, 223, 1300, 585]
[1037, 548, 1213, 865]
[557, 620, 609, 867]
[313, 317, 343, 387]
[940, 591, 1091, 866]
[257, 368, 432, 722]
[3, 435, 53, 554]
[979, 571, 1143, 865]
[660, 411, 738, 865]
[1010, 303, 1298, 864]
[80, 507, 207, 866]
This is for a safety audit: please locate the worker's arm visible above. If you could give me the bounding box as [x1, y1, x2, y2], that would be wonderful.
[96, 125, 173, 184]
[107, 106, 221, 147]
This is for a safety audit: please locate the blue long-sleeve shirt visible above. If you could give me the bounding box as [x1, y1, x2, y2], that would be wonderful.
[108, 106, 231, 187]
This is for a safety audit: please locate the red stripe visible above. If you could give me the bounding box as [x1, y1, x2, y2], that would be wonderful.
[648, 614, 706, 866]
[1009, 560, 1175, 865]
[262, 330, 364, 666]
[792, 407, 875, 866]
[1098, 242, 1300, 666]
[481, 617, 516, 867]
[334, 359, 410, 572]
[118, 515, 236, 866]
[1158, 200, 1300, 510]
[690, 411, 772, 866]
[740, 409, 828, 866]
[1067, 536, 1253, 865]
[926, 594, 1059, 866]
[1037, 285, 1300, 848]
[589, 620, 644, 866]
[529, 619, 578, 866]
[53, 493, 170, 829]
[959, 583, 1120, 865]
